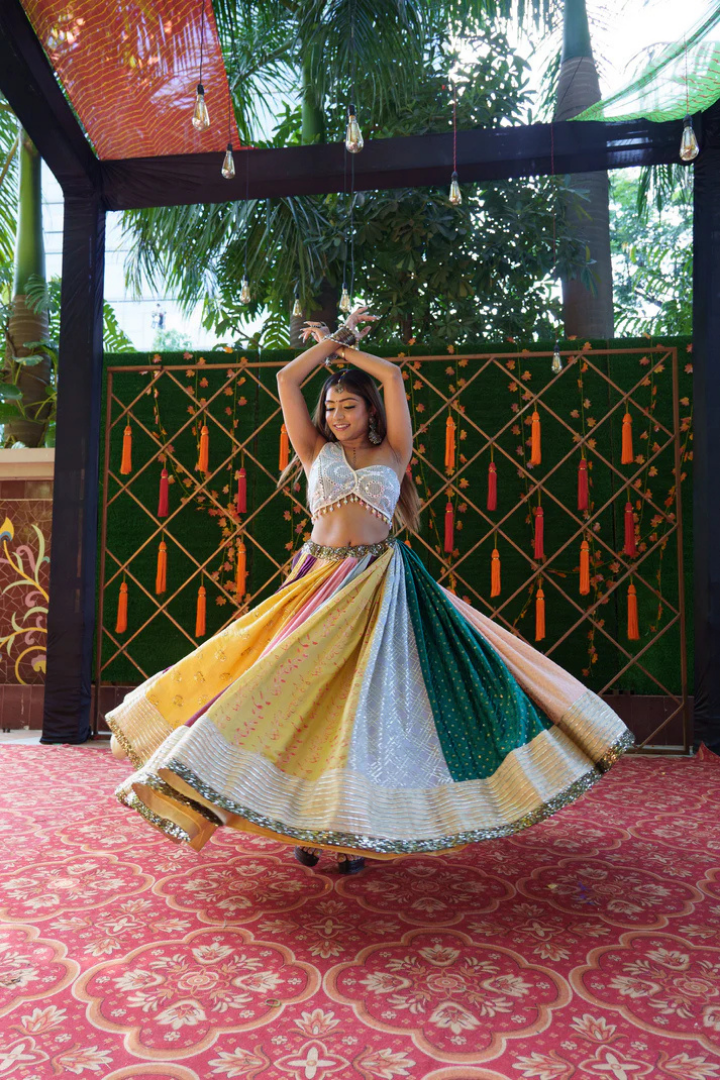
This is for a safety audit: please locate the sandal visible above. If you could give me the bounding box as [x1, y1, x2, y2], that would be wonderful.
[337, 854, 365, 874]
[294, 847, 321, 867]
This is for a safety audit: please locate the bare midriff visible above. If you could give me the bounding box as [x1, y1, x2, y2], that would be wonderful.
[309, 499, 391, 548]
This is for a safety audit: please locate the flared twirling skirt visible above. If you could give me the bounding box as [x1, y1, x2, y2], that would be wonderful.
[107, 538, 634, 857]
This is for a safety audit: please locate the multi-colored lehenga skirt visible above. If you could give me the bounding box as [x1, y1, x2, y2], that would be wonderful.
[107, 538, 634, 858]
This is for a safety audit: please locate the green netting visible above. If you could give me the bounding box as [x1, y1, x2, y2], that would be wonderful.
[574, 6, 720, 123]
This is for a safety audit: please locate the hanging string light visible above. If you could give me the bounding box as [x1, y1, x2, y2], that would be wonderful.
[344, 3, 364, 154]
[551, 338, 563, 374]
[339, 137, 356, 314]
[292, 284, 302, 318]
[221, 82, 235, 178]
[448, 80, 461, 205]
[679, 35, 699, 162]
[191, 0, 210, 131]
[240, 152, 251, 304]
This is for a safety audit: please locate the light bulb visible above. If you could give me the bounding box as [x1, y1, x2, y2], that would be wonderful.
[339, 285, 352, 313]
[345, 104, 364, 153]
[679, 115, 699, 162]
[292, 297, 302, 317]
[449, 171, 462, 205]
[240, 277, 251, 304]
[221, 143, 235, 179]
[551, 342, 563, 375]
[192, 84, 210, 131]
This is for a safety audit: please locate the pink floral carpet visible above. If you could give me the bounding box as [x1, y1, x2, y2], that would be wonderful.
[1, 745, 719, 1080]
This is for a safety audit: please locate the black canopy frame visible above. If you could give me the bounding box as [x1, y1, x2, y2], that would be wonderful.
[1, 0, 717, 750]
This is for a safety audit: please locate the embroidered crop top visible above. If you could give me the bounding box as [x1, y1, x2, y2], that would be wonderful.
[308, 440, 401, 527]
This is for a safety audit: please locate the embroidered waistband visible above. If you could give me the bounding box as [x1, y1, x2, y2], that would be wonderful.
[303, 538, 394, 560]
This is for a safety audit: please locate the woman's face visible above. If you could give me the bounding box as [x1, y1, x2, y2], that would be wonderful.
[324, 385, 372, 442]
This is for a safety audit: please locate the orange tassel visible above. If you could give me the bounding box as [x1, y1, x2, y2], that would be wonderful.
[533, 506, 544, 560]
[235, 540, 247, 599]
[115, 582, 128, 633]
[487, 461, 497, 511]
[157, 468, 169, 517]
[530, 410, 541, 466]
[490, 547, 501, 598]
[621, 410, 633, 465]
[236, 467, 247, 514]
[444, 415, 456, 471]
[195, 585, 206, 637]
[155, 541, 167, 595]
[535, 585, 546, 642]
[624, 502, 637, 557]
[578, 458, 589, 511]
[404, 538, 412, 548]
[444, 501, 454, 553]
[120, 424, 132, 475]
[279, 424, 289, 471]
[579, 540, 590, 595]
[197, 424, 209, 473]
[628, 584, 640, 640]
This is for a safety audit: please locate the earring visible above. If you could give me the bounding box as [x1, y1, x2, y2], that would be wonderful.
[368, 414, 382, 444]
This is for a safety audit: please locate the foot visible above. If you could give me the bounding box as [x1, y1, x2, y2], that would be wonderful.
[337, 854, 365, 874]
[110, 734, 128, 761]
[294, 847, 321, 867]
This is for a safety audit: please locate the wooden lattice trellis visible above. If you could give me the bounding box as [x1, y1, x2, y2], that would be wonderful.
[95, 347, 689, 750]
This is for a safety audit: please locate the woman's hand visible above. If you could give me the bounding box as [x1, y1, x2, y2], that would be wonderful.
[346, 305, 379, 341]
[300, 322, 330, 345]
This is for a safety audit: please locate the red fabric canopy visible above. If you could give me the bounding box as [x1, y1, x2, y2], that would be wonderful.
[22, 0, 240, 159]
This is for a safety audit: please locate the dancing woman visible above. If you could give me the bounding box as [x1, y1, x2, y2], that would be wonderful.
[108, 307, 634, 872]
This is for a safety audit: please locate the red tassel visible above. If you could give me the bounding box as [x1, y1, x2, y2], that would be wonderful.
[579, 540, 590, 595]
[487, 461, 497, 511]
[624, 502, 637, 557]
[120, 424, 132, 475]
[236, 467, 247, 514]
[490, 547, 501, 598]
[444, 501, 454, 553]
[578, 458, 589, 511]
[115, 582, 128, 633]
[235, 540, 247, 599]
[530, 410, 541, 466]
[535, 585, 546, 642]
[157, 468, 169, 517]
[197, 424, 209, 473]
[195, 585, 206, 637]
[279, 425, 290, 471]
[628, 584, 640, 640]
[444, 415, 456, 471]
[533, 506, 544, 560]
[621, 410, 633, 465]
[155, 541, 167, 595]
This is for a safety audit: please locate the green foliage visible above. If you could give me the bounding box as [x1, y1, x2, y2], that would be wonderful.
[0, 275, 134, 447]
[611, 169, 692, 338]
[152, 328, 193, 352]
[123, 18, 589, 350]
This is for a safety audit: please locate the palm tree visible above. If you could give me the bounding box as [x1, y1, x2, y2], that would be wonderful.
[554, 0, 614, 337]
[123, 0, 564, 348]
[3, 127, 51, 447]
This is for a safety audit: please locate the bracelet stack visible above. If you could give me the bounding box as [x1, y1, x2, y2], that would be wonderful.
[328, 324, 360, 347]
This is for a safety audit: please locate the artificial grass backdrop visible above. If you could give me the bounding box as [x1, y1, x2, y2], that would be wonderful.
[96, 336, 692, 696]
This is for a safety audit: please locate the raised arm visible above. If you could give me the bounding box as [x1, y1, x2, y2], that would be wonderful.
[343, 345, 413, 466]
[276, 336, 337, 470]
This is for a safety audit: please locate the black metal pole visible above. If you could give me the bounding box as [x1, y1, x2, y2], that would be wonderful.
[692, 100, 720, 753]
[40, 196, 105, 744]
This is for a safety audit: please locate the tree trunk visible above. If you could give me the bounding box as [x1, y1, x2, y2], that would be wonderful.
[555, 0, 614, 338]
[4, 130, 51, 447]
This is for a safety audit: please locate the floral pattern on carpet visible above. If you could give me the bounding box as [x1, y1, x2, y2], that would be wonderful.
[0, 745, 719, 1078]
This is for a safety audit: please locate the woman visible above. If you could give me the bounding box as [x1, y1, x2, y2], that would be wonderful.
[107, 307, 634, 873]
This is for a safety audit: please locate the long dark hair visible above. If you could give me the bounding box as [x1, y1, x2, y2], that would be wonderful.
[278, 367, 420, 532]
